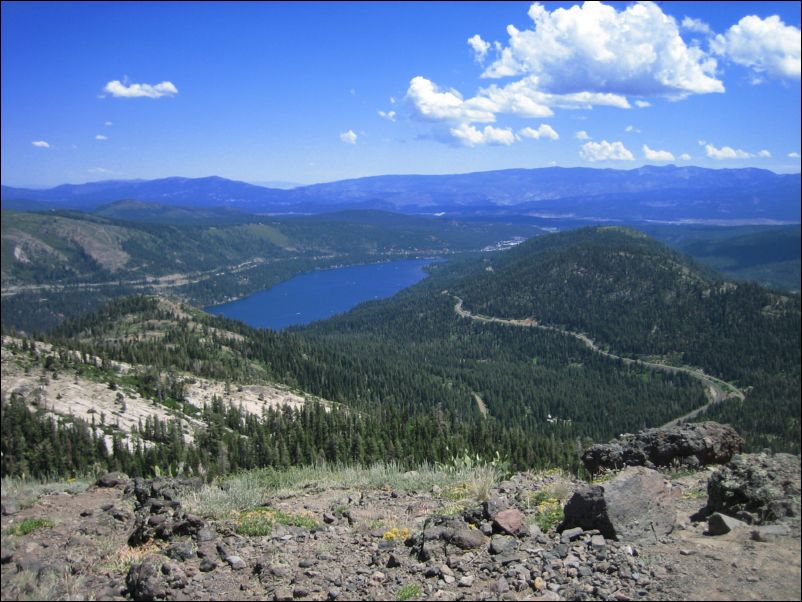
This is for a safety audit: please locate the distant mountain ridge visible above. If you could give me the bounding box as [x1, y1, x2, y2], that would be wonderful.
[3, 165, 800, 222]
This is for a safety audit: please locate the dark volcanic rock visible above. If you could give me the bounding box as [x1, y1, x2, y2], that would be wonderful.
[707, 453, 801, 525]
[126, 555, 187, 601]
[583, 422, 744, 473]
[96, 471, 130, 488]
[561, 466, 676, 543]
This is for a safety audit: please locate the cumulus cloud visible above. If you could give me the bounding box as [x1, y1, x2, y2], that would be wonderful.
[405, 2, 730, 147]
[468, 34, 491, 63]
[518, 124, 559, 141]
[681, 17, 712, 36]
[407, 76, 496, 123]
[450, 123, 515, 147]
[31, 140, 50, 148]
[580, 140, 635, 162]
[339, 130, 358, 144]
[104, 79, 178, 98]
[643, 144, 675, 161]
[704, 143, 753, 159]
[378, 110, 397, 122]
[757, 149, 771, 158]
[679, 153, 692, 161]
[575, 130, 591, 140]
[789, 152, 801, 159]
[95, 134, 108, 141]
[482, 2, 723, 97]
[625, 125, 642, 133]
[711, 15, 801, 80]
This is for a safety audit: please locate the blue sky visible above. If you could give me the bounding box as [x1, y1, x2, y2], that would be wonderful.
[2, 1, 800, 187]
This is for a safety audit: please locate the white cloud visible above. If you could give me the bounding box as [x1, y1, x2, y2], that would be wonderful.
[643, 144, 675, 161]
[788, 152, 801, 159]
[704, 143, 753, 159]
[518, 124, 559, 141]
[103, 79, 178, 98]
[450, 123, 515, 147]
[350, 88, 356, 96]
[679, 153, 692, 160]
[88, 167, 114, 174]
[711, 15, 801, 80]
[406, 76, 496, 123]
[31, 140, 50, 148]
[681, 17, 712, 36]
[482, 2, 723, 97]
[378, 110, 397, 122]
[580, 140, 635, 162]
[95, 134, 108, 141]
[624, 125, 641, 133]
[757, 149, 771, 158]
[468, 34, 491, 63]
[634, 100, 652, 108]
[575, 130, 591, 140]
[339, 130, 358, 144]
[104, 121, 113, 126]
[390, 96, 396, 105]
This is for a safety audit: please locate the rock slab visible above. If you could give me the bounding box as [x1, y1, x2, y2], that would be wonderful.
[583, 421, 744, 473]
[561, 466, 676, 543]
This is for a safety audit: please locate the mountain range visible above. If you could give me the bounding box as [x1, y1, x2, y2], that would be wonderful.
[3, 165, 800, 223]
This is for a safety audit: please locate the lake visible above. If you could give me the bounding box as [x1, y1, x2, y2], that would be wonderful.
[205, 258, 437, 330]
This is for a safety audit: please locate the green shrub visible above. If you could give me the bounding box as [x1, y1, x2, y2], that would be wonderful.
[7, 517, 54, 536]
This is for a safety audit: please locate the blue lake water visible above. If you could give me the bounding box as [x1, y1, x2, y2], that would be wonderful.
[205, 258, 437, 330]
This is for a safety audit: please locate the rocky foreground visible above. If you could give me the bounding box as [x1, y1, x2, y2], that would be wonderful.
[1, 424, 800, 602]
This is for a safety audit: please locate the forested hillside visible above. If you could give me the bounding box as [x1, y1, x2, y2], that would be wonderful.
[306, 228, 801, 453]
[1, 209, 542, 332]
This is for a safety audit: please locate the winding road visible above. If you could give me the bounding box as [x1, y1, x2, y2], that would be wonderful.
[453, 296, 744, 427]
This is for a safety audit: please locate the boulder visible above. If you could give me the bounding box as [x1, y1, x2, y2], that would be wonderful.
[583, 422, 744, 473]
[707, 453, 801, 525]
[96, 472, 130, 488]
[707, 512, 748, 535]
[561, 466, 676, 543]
[126, 555, 187, 601]
[493, 508, 524, 535]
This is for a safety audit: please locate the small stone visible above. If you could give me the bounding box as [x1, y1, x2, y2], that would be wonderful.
[274, 587, 294, 601]
[443, 574, 456, 584]
[533, 576, 546, 590]
[387, 553, 402, 568]
[196, 528, 216, 542]
[323, 513, 337, 524]
[560, 527, 584, 543]
[590, 534, 606, 550]
[490, 534, 518, 555]
[371, 571, 386, 583]
[449, 528, 487, 550]
[293, 585, 310, 598]
[458, 575, 474, 587]
[199, 558, 217, 572]
[227, 555, 246, 570]
[491, 577, 510, 594]
[299, 559, 317, 568]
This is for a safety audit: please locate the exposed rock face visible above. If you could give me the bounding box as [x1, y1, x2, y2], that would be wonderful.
[126, 555, 188, 601]
[126, 477, 207, 546]
[561, 466, 677, 543]
[707, 453, 801, 525]
[583, 421, 744, 473]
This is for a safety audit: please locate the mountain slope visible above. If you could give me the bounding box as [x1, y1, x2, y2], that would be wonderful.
[4, 165, 800, 221]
